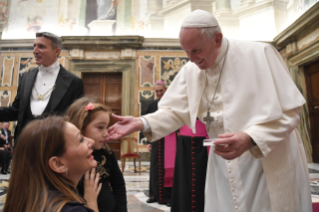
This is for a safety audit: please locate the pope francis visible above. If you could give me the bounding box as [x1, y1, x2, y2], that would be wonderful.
[107, 10, 312, 212]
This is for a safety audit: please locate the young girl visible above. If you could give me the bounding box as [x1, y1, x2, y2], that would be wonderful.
[66, 98, 128, 212]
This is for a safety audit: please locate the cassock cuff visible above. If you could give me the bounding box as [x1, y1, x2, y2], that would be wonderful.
[140, 117, 154, 141]
[140, 117, 150, 132]
[245, 127, 266, 159]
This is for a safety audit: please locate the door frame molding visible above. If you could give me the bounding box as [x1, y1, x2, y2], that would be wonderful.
[69, 59, 135, 116]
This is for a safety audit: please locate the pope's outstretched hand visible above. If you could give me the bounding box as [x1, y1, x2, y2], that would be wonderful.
[107, 114, 144, 140]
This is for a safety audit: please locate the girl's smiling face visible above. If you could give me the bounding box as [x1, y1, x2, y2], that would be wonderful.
[83, 111, 110, 150]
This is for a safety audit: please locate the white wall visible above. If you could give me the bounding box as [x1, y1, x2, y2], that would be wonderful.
[3, 0, 60, 39]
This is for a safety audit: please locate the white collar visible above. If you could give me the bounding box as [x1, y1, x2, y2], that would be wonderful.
[38, 60, 60, 73]
[212, 37, 228, 67]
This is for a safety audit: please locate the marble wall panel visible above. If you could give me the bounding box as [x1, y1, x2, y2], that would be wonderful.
[1, 57, 15, 86]
[160, 56, 189, 86]
[139, 56, 155, 87]
[17, 57, 38, 85]
[0, 90, 11, 106]
[138, 90, 155, 145]
[58, 56, 66, 67]
[297, 26, 319, 50]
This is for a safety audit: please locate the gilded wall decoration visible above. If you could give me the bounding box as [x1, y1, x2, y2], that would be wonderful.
[26, 15, 43, 33]
[138, 90, 155, 145]
[160, 57, 189, 86]
[1, 57, 15, 86]
[0, 90, 11, 106]
[139, 56, 155, 87]
[17, 57, 37, 84]
[0, 0, 9, 22]
[4, 0, 60, 39]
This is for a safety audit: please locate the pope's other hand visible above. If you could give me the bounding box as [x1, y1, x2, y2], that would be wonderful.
[213, 131, 254, 160]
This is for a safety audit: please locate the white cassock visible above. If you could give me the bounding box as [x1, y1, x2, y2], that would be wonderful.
[143, 37, 312, 212]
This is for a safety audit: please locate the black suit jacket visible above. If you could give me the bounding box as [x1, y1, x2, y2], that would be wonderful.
[146, 99, 159, 114]
[0, 65, 84, 146]
[0, 128, 11, 148]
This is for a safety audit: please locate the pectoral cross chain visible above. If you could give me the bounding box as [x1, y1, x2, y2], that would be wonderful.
[203, 111, 214, 132]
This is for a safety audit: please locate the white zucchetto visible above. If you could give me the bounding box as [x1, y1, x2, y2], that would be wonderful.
[181, 9, 219, 28]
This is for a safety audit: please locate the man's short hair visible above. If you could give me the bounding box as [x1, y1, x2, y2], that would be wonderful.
[36, 32, 63, 49]
[200, 26, 222, 40]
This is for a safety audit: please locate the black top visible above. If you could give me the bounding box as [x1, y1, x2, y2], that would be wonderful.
[45, 190, 94, 212]
[145, 99, 159, 144]
[78, 148, 127, 212]
[146, 99, 159, 114]
[61, 202, 95, 212]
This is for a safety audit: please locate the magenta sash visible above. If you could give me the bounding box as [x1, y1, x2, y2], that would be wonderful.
[164, 131, 177, 187]
[164, 120, 209, 187]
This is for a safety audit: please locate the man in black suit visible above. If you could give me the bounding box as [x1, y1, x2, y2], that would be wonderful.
[0, 122, 11, 149]
[0, 122, 12, 174]
[0, 32, 84, 148]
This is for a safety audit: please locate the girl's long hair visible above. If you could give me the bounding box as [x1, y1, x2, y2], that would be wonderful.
[3, 116, 86, 212]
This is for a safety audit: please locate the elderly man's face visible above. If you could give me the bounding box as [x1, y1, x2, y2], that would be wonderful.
[180, 28, 222, 70]
[33, 36, 60, 67]
[155, 84, 166, 99]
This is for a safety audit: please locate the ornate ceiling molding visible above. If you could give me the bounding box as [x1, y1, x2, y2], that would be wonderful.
[273, 2, 319, 49]
[288, 39, 319, 67]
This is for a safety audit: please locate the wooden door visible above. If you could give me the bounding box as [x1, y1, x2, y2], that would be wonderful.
[82, 73, 122, 159]
[305, 60, 319, 163]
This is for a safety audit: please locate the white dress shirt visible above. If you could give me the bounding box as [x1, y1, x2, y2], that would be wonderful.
[3, 128, 8, 144]
[30, 60, 60, 116]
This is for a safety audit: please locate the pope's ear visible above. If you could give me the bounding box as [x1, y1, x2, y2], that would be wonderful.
[48, 156, 67, 174]
[214, 32, 223, 48]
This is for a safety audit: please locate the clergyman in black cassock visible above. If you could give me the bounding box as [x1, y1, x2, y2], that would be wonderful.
[171, 120, 209, 212]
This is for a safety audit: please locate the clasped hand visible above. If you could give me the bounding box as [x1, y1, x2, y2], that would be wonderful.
[213, 132, 254, 160]
[84, 168, 102, 212]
